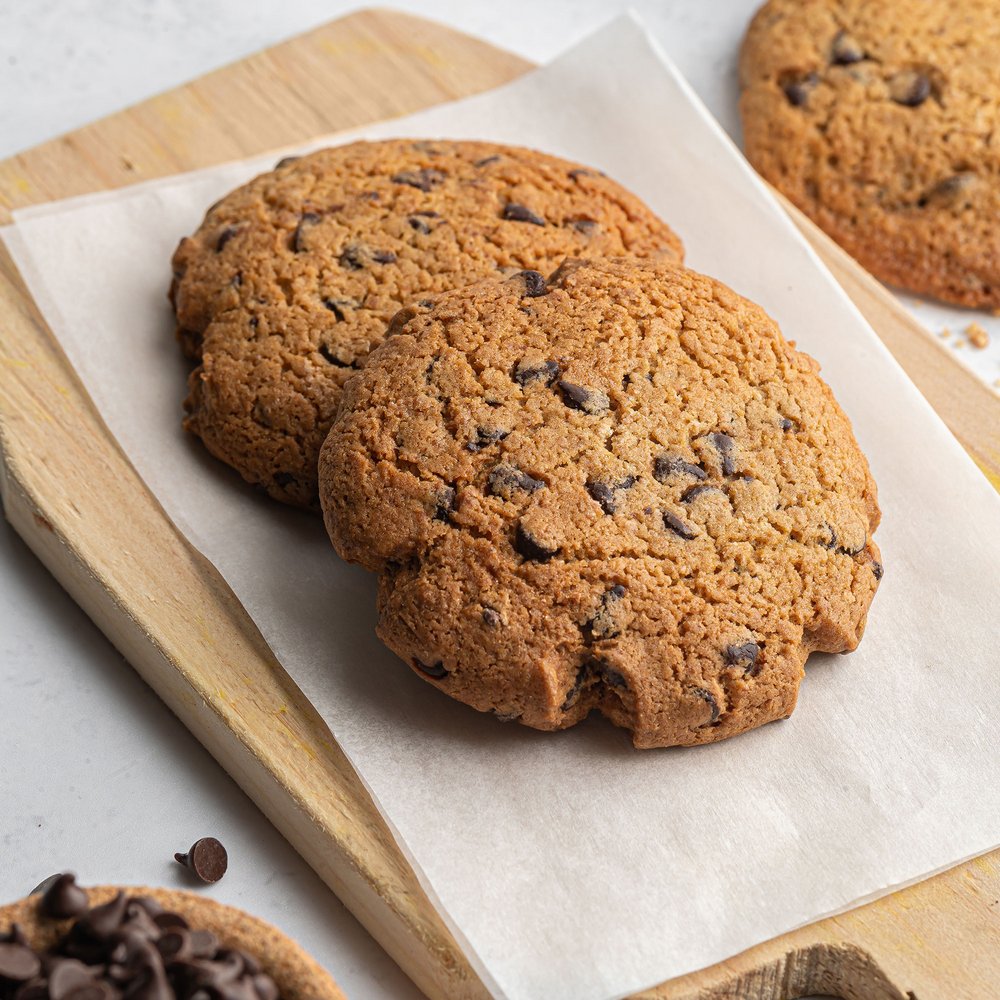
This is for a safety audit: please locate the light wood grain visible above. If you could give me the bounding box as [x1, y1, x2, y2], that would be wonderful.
[0, 9, 997, 1000]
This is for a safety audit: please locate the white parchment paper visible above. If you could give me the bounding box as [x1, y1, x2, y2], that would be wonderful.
[5, 15, 1000, 999]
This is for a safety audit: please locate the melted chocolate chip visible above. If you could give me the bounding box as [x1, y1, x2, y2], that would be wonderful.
[781, 71, 819, 107]
[465, 427, 509, 452]
[518, 270, 548, 297]
[692, 687, 720, 725]
[889, 69, 931, 107]
[174, 838, 228, 884]
[502, 203, 546, 226]
[653, 455, 707, 483]
[663, 511, 696, 540]
[291, 212, 321, 252]
[214, 226, 239, 252]
[39, 874, 88, 920]
[514, 523, 560, 562]
[582, 585, 627, 643]
[487, 464, 545, 498]
[585, 476, 636, 515]
[557, 381, 610, 415]
[831, 30, 865, 65]
[413, 659, 448, 678]
[391, 168, 445, 191]
[724, 641, 761, 677]
[433, 486, 456, 522]
[513, 359, 560, 386]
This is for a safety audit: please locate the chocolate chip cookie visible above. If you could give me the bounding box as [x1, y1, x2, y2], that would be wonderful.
[740, 0, 1000, 307]
[171, 140, 683, 507]
[1, 877, 344, 999]
[319, 258, 882, 749]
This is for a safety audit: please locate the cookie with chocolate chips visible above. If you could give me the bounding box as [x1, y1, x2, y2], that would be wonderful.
[171, 139, 683, 507]
[740, 0, 1000, 308]
[319, 258, 882, 749]
[0, 876, 344, 999]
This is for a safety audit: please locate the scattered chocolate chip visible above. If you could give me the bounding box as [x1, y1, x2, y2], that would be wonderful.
[291, 211, 321, 252]
[889, 69, 931, 107]
[474, 155, 501, 167]
[487, 464, 545, 498]
[391, 168, 445, 191]
[214, 226, 239, 252]
[582, 585, 627, 643]
[585, 476, 636, 515]
[481, 606, 502, 627]
[653, 455, 707, 482]
[514, 523, 560, 562]
[663, 511, 696, 540]
[920, 172, 977, 209]
[831, 30, 865, 65]
[433, 486, 456, 522]
[872, 560, 884, 580]
[781, 71, 819, 107]
[173, 838, 228, 884]
[0, 942, 41, 981]
[412, 659, 448, 678]
[557, 381, 610, 415]
[39, 874, 88, 920]
[275, 155, 300, 168]
[681, 484, 721, 502]
[513, 359, 560, 386]
[502, 203, 546, 226]
[724, 641, 761, 676]
[518, 270, 547, 297]
[708, 432, 738, 476]
[692, 687, 720, 725]
[465, 427, 509, 452]
[408, 216, 431, 234]
[273, 472, 297, 488]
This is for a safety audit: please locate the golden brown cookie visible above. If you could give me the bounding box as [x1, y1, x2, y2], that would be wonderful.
[171, 139, 683, 507]
[319, 258, 882, 749]
[0, 881, 345, 999]
[740, 0, 1000, 307]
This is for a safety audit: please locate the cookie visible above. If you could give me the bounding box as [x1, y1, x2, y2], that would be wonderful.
[318, 258, 882, 749]
[171, 139, 683, 507]
[0, 879, 344, 999]
[739, 0, 1000, 308]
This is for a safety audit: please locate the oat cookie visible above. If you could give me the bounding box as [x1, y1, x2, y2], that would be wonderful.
[319, 258, 882, 749]
[171, 140, 683, 507]
[740, 0, 1000, 307]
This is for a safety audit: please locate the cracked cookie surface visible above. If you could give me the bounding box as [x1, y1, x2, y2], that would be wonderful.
[319, 258, 882, 749]
[171, 139, 683, 507]
[740, 0, 1000, 307]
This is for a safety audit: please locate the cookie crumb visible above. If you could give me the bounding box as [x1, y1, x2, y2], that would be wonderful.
[965, 321, 990, 349]
[938, 327, 951, 339]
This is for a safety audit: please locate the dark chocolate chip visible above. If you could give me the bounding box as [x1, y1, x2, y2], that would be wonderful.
[653, 455, 707, 482]
[391, 168, 445, 192]
[724, 641, 761, 677]
[78, 892, 128, 938]
[561, 657, 627, 710]
[502, 203, 546, 226]
[481, 606, 502, 627]
[692, 687, 720, 725]
[584, 476, 636, 515]
[273, 472, 297, 488]
[872, 560, 884, 580]
[680, 484, 721, 502]
[662, 510, 696, 540]
[174, 837, 228, 884]
[567, 168, 593, 179]
[487, 464, 545, 498]
[708, 432, 737, 476]
[39, 874, 88, 920]
[831, 30, 865, 65]
[513, 359, 560, 386]
[514, 523, 560, 562]
[465, 427, 509, 452]
[518, 270, 547, 297]
[371, 249, 397, 264]
[836, 540, 867, 557]
[339, 244, 365, 270]
[275, 155, 300, 168]
[291, 211, 321, 252]
[433, 486, 456, 522]
[215, 226, 239, 252]
[920, 172, 977, 209]
[557, 380, 610, 415]
[582, 585, 627, 643]
[318, 343, 356, 367]
[601, 665, 628, 690]
[0, 942, 41, 981]
[322, 298, 351, 322]
[781, 71, 819, 107]
[48, 956, 100, 998]
[779, 417, 797, 432]
[474, 155, 500, 167]
[412, 659, 448, 678]
[408, 216, 431, 234]
[889, 69, 931, 107]
[820, 523, 838, 549]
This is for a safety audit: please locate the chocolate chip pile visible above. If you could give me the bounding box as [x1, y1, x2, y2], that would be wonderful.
[0, 875, 278, 1000]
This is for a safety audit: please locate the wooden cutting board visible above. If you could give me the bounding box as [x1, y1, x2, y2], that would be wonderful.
[0, 10, 998, 999]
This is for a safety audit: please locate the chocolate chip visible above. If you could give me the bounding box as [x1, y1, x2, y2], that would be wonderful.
[339, 244, 365, 269]
[412, 659, 448, 678]
[474, 155, 500, 167]
[518, 270, 547, 297]
[372, 249, 397, 264]
[831, 30, 865, 64]
[173, 837, 228, 884]
[724, 641, 761, 676]
[322, 298, 351, 322]
[514, 523, 560, 562]
[561, 657, 627, 710]
[582, 585, 626, 642]
[433, 486, 456, 522]
[465, 427, 509, 452]
[653, 455, 707, 482]
[872, 560, 884, 580]
[569, 218, 599, 235]
[291, 211, 321, 252]
[273, 472, 297, 488]
[275, 155, 300, 168]
[487, 464, 544, 498]
[662, 510, 696, 540]
[681, 484, 721, 502]
[585, 476, 636, 515]
[889, 69, 931, 107]
[318, 343, 356, 368]
[513, 359, 560, 386]
[557, 381, 610, 415]
[481, 606, 502, 627]
[214, 226, 239, 252]
[692, 686, 720, 725]
[781, 71, 819, 106]
[920, 172, 977, 209]
[0, 942, 41, 981]
[820, 523, 838, 549]
[567, 168, 593, 179]
[391, 168, 445, 191]
[601, 665, 628, 690]
[39, 874, 88, 920]
[502, 203, 545, 226]
[48, 958, 101, 998]
[408, 216, 431, 234]
[708, 432, 737, 476]
[779, 416, 797, 431]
